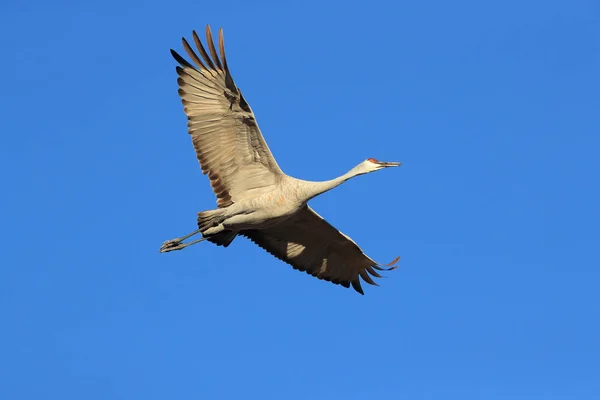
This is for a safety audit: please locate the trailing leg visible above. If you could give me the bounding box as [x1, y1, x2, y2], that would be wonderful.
[160, 208, 240, 252]
[159, 229, 205, 253]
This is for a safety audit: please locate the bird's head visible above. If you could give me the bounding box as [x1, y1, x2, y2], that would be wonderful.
[362, 157, 402, 172]
[348, 158, 402, 177]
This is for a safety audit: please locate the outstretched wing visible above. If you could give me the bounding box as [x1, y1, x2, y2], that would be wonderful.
[171, 26, 283, 208]
[242, 206, 399, 294]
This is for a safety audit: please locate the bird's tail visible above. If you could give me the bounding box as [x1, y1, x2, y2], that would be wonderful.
[197, 209, 237, 247]
[197, 209, 226, 233]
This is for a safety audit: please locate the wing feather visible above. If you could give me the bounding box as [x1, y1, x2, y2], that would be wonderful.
[205, 25, 223, 71]
[171, 25, 283, 208]
[192, 30, 216, 71]
[242, 206, 399, 294]
[218, 27, 229, 71]
[182, 37, 207, 70]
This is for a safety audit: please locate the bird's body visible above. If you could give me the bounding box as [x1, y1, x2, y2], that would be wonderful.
[198, 177, 301, 234]
[161, 26, 402, 294]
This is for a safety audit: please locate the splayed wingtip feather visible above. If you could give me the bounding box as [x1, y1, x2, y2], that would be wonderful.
[205, 25, 223, 70]
[192, 30, 215, 70]
[182, 37, 206, 70]
[218, 27, 229, 71]
[171, 49, 194, 69]
[360, 270, 379, 286]
[351, 280, 364, 295]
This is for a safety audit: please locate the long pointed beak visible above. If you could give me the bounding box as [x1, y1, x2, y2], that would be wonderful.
[378, 161, 402, 167]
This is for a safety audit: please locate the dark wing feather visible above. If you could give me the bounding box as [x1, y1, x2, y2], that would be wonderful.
[242, 206, 399, 294]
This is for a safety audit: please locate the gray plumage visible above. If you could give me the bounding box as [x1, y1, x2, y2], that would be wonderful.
[161, 26, 402, 294]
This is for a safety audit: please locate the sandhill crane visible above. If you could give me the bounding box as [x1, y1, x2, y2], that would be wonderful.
[160, 26, 402, 294]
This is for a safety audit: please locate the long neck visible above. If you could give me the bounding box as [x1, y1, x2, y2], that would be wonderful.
[298, 168, 363, 203]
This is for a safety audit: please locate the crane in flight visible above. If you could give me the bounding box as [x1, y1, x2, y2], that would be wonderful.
[160, 26, 402, 294]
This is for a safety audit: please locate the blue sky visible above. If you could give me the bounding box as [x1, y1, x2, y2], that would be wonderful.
[1, 0, 599, 398]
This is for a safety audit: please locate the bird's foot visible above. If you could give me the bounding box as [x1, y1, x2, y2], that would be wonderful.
[160, 238, 185, 253]
[159, 229, 206, 253]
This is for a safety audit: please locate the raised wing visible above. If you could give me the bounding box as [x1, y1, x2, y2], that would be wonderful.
[242, 206, 399, 294]
[171, 26, 283, 208]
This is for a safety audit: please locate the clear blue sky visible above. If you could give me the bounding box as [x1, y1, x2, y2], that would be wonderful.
[1, 0, 599, 399]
